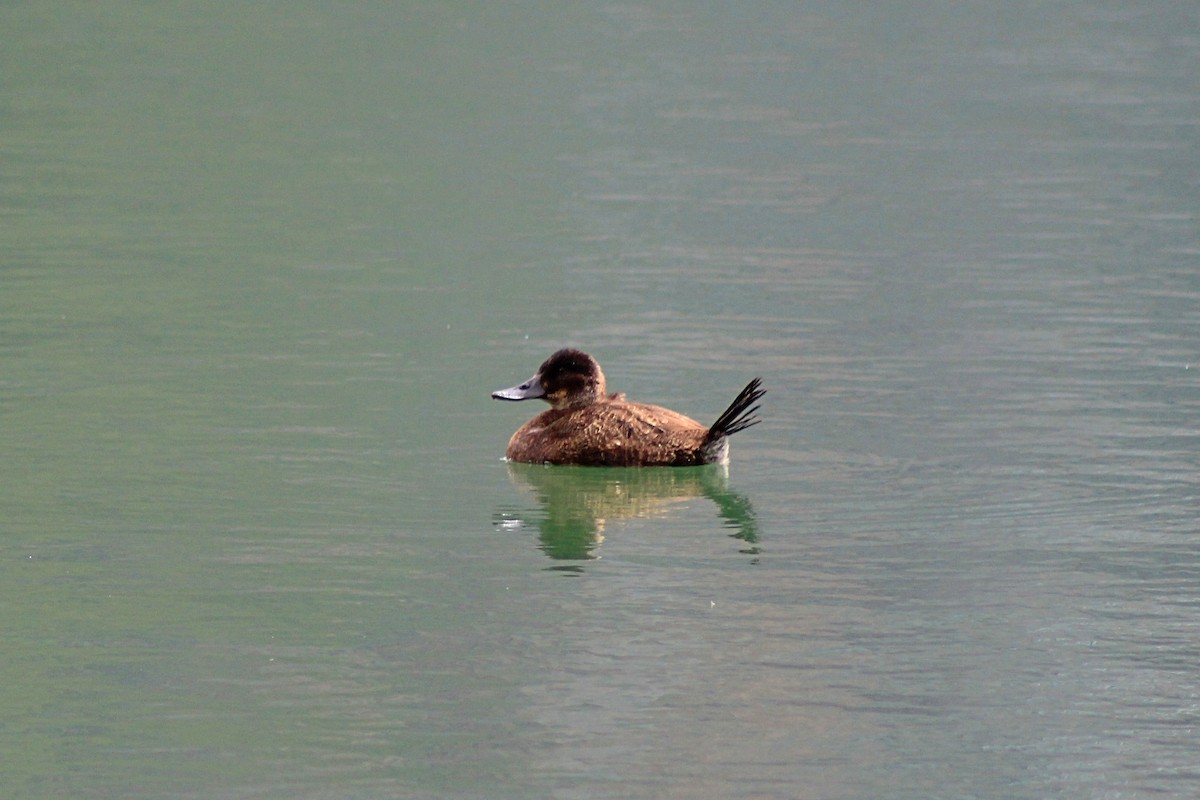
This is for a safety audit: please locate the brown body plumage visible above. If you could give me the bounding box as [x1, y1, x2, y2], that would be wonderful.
[492, 349, 763, 467]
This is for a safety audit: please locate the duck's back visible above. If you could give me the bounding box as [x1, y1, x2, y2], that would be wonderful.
[505, 400, 710, 466]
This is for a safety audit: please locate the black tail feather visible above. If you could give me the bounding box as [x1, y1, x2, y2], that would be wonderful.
[705, 378, 765, 443]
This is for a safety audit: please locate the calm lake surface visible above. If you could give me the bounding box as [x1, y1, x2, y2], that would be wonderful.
[3, 3, 1198, 798]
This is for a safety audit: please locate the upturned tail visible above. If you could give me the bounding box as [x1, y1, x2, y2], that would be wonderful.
[704, 378, 765, 445]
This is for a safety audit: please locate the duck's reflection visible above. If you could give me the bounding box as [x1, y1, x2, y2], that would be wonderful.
[494, 461, 760, 563]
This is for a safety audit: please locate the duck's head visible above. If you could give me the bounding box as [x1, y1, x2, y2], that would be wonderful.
[491, 348, 608, 410]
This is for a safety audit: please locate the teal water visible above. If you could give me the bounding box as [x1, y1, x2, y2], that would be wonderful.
[4, 3, 1199, 798]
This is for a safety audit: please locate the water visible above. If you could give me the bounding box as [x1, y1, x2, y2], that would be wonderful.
[3, 2, 1198, 798]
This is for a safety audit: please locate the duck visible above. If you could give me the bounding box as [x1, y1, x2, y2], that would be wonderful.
[491, 348, 763, 466]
